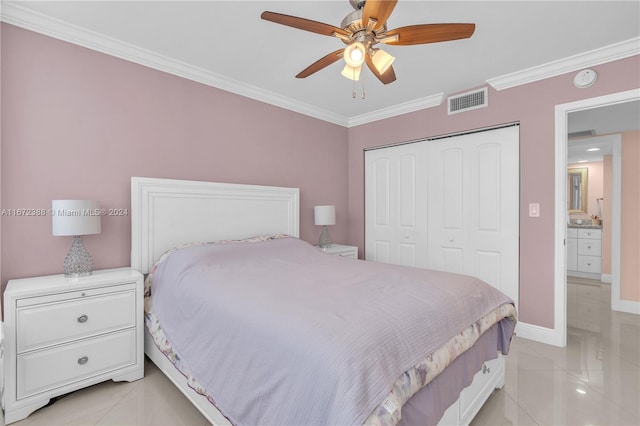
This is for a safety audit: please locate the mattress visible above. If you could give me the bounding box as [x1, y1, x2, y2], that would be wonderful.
[146, 235, 516, 425]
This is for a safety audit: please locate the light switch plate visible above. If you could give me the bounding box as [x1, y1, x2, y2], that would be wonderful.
[529, 203, 540, 217]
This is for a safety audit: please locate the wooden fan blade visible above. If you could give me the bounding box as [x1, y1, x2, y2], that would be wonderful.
[365, 53, 396, 85]
[385, 23, 475, 45]
[362, 0, 398, 30]
[261, 11, 348, 37]
[296, 49, 345, 78]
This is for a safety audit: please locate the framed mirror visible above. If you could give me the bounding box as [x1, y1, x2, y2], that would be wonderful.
[568, 167, 588, 213]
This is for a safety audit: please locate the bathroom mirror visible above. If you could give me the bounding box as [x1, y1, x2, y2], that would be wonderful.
[568, 167, 588, 213]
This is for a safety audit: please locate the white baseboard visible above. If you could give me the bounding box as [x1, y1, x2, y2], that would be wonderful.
[612, 299, 640, 315]
[514, 321, 565, 347]
[567, 271, 601, 280]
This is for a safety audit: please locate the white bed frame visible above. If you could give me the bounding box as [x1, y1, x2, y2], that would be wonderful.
[130, 176, 504, 426]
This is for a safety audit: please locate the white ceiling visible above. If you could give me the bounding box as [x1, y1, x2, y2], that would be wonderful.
[2, 1, 640, 127]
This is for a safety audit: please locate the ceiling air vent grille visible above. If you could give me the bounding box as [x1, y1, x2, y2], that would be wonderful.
[448, 87, 488, 115]
[568, 130, 596, 139]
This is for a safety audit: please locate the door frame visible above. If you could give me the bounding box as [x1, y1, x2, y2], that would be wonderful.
[554, 88, 640, 347]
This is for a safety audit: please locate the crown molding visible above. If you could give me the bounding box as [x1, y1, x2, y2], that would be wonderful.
[348, 93, 444, 127]
[0, 1, 350, 127]
[487, 37, 640, 91]
[2, 2, 637, 127]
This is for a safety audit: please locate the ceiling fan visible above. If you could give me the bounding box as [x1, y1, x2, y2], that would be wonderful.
[261, 0, 476, 85]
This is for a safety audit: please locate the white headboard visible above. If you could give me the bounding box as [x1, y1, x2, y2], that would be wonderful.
[131, 177, 300, 274]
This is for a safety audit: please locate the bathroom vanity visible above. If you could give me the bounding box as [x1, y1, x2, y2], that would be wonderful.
[567, 224, 602, 280]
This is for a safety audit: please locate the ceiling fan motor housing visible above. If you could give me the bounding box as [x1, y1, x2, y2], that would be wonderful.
[340, 9, 387, 46]
[349, 0, 367, 10]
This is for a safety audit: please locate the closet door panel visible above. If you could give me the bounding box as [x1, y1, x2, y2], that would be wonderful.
[476, 144, 502, 231]
[365, 144, 427, 266]
[427, 144, 469, 273]
[442, 148, 464, 229]
[373, 158, 391, 227]
[374, 241, 391, 263]
[475, 250, 501, 290]
[443, 248, 464, 274]
[427, 126, 519, 309]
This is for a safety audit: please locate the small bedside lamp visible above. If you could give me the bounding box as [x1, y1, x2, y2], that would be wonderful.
[52, 200, 101, 277]
[314, 205, 335, 248]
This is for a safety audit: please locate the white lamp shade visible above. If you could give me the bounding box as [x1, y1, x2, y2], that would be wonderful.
[52, 200, 101, 236]
[314, 205, 336, 226]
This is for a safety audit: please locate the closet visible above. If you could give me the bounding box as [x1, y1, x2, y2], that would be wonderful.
[365, 125, 520, 309]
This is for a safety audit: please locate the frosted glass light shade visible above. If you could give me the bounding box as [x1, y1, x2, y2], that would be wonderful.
[344, 42, 366, 67]
[341, 64, 361, 81]
[372, 49, 395, 75]
[314, 205, 336, 226]
[52, 200, 101, 236]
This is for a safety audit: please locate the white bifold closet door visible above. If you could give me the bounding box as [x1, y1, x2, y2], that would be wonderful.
[365, 125, 519, 309]
[365, 142, 428, 268]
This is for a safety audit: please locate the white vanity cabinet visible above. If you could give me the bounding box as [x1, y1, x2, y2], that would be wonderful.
[3, 268, 144, 424]
[567, 228, 602, 279]
[567, 228, 578, 271]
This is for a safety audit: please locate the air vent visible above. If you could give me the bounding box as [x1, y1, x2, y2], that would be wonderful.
[568, 130, 596, 139]
[448, 87, 488, 115]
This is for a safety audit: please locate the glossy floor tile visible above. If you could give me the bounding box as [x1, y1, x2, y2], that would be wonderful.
[10, 279, 640, 425]
[473, 278, 640, 426]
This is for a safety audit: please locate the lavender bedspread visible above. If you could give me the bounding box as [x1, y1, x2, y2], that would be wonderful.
[150, 237, 514, 426]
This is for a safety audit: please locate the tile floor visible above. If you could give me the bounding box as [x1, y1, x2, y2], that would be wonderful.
[10, 278, 640, 425]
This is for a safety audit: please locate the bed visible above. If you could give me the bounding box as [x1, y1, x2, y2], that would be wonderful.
[131, 177, 516, 426]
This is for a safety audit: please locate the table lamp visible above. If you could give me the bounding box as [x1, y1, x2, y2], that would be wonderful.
[52, 200, 101, 277]
[314, 205, 335, 248]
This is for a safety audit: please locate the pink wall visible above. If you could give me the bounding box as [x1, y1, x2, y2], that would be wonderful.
[348, 56, 640, 328]
[621, 130, 640, 302]
[0, 24, 349, 287]
[2, 23, 639, 327]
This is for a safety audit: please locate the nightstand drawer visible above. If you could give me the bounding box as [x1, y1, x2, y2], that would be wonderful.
[17, 329, 136, 399]
[317, 244, 358, 258]
[17, 290, 136, 353]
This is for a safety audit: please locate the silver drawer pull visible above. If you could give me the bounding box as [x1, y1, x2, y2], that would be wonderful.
[77, 314, 88, 323]
[77, 356, 89, 365]
[482, 364, 491, 374]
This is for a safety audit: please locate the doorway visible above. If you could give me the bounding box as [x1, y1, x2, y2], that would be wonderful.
[554, 89, 640, 347]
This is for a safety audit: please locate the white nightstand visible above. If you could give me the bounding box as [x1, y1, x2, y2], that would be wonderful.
[3, 268, 144, 424]
[316, 244, 358, 258]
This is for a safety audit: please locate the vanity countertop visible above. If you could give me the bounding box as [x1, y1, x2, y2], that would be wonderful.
[568, 224, 602, 229]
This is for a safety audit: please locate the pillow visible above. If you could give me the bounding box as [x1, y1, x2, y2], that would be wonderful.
[144, 234, 291, 313]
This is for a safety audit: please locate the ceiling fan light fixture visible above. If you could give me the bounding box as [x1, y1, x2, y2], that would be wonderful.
[371, 49, 395, 74]
[341, 64, 362, 80]
[344, 42, 366, 67]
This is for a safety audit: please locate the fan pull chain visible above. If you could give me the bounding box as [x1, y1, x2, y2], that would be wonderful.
[361, 71, 366, 99]
[350, 68, 365, 99]
[352, 67, 357, 98]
